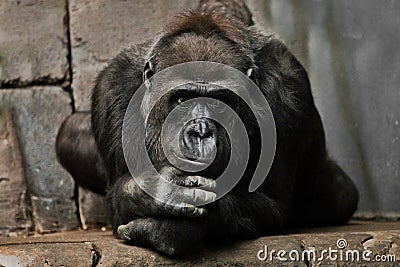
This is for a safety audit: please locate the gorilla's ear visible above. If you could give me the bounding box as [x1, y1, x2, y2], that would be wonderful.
[143, 60, 155, 88]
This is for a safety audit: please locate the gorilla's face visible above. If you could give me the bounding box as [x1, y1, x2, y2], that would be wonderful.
[145, 83, 232, 178]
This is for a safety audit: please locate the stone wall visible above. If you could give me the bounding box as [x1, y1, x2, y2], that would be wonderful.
[0, 0, 399, 236]
[0, 0, 77, 236]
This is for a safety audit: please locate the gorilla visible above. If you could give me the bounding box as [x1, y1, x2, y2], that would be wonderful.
[56, 0, 359, 255]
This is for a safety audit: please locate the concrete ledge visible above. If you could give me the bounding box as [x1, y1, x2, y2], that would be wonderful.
[0, 221, 399, 266]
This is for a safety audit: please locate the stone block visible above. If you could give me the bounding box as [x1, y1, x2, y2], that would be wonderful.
[0, 87, 78, 233]
[0, 0, 69, 86]
[0, 108, 32, 237]
[78, 187, 111, 230]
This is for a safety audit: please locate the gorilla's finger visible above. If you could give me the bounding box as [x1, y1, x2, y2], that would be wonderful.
[185, 176, 217, 192]
[117, 222, 135, 242]
[182, 188, 217, 204]
[170, 203, 208, 217]
[150, 197, 208, 217]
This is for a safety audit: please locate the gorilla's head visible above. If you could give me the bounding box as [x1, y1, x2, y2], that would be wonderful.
[136, 12, 260, 179]
[145, 12, 256, 75]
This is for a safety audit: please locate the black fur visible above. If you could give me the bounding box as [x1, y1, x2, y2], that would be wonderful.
[56, 111, 108, 195]
[56, 0, 358, 255]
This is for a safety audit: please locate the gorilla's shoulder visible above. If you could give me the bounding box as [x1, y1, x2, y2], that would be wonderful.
[253, 34, 307, 79]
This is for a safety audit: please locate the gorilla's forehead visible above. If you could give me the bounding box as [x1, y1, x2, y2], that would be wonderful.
[149, 30, 252, 72]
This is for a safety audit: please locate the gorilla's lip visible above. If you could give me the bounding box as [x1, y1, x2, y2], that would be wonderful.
[173, 152, 213, 166]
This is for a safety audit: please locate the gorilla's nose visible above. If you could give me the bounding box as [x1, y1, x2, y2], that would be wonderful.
[188, 119, 212, 139]
[181, 118, 217, 160]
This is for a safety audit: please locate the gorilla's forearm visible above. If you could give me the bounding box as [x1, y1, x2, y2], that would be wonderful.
[111, 174, 287, 255]
[205, 190, 285, 240]
[109, 166, 219, 230]
[109, 171, 214, 255]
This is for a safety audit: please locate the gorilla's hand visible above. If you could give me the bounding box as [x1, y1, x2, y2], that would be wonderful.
[110, 165, 216, 222]
[117, 217, 207, 255]
[156, 166, 217, 210]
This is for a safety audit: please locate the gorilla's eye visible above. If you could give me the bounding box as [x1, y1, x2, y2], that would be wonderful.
[177, 97, 185, 104]
[173, 96, 192, 112]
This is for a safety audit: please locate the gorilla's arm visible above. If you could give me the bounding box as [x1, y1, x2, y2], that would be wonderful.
[113, 175, 285, 255]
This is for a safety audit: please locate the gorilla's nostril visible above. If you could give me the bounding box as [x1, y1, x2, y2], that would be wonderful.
[199, 130, 212, 139]
[188, 128, 212, 140]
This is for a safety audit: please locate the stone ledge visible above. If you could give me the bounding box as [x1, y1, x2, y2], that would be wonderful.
[0, 221, 399, 266]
